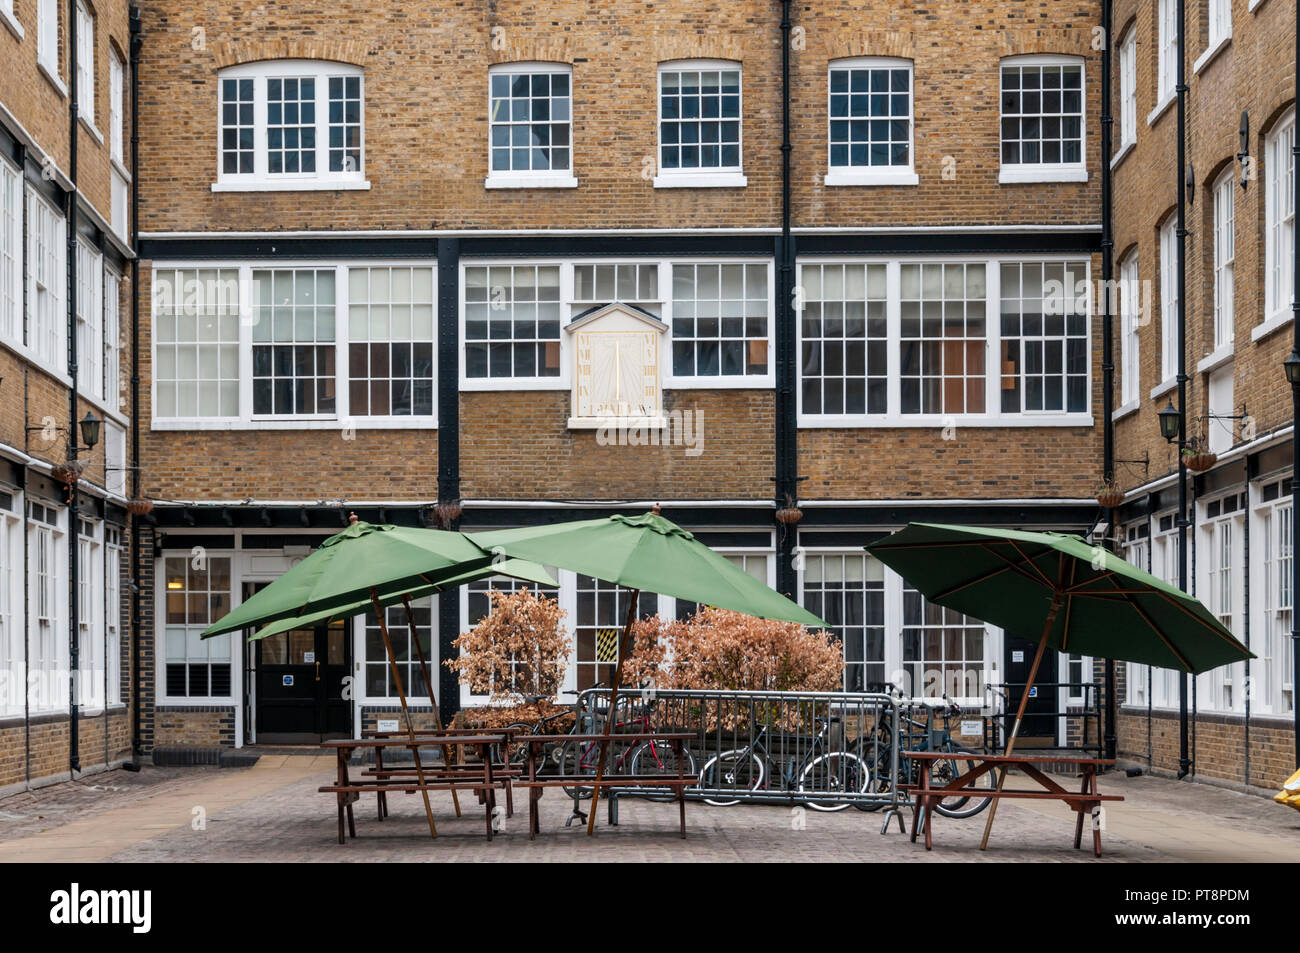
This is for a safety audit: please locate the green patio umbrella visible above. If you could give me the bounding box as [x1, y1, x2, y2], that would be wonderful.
[200, 520, 493, 639]
[199, 517, 498, 838]
[867, 522, 1253, 849]
[247, 559, 558, 642]
[472, 509, 829, 833]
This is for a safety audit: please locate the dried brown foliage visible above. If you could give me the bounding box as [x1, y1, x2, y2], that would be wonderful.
[622, 607, 844, 692]
[444, 588, 572, 702]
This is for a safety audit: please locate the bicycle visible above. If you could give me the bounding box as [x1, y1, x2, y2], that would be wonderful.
[850, 690, 994, 819]
[697, 708, 869, 812]
[558, 690, 698, 801]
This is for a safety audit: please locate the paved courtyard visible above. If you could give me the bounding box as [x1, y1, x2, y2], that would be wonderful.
[0, 756, 1296, 862]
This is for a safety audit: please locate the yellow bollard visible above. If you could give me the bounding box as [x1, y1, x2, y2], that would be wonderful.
[1274, 768, 1300, 813]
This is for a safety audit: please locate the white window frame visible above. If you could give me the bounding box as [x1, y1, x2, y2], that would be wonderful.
[1261, 109, 1295, 337]
[824, 57, 918, 187]
[213, 60, 369, 192]
[157, 551, 235, 704]
[796, 255, 1093, 428]
[77, 517, 104, 711]
[151, 260, 438, 430]
[1122, 521, 1151, 706]
[0, 0, 22, 40]
[75, 0, 95, 131]
[109, 48, 129, 238]
[1197, 493, 1245, 714]
[997, 54, 1087, 184]
[1212, 167, 1235, 353]
[1253, 480, 1293, 716]
[355, 597, 437, 705]
[0, 491, 21, 718]
[27, 501, 67, 714]
[1207, 0, 1232, 49]
[37, 0, 62, 92]
[1119, 250, 1141, 406]
[1117, 25, 1137, 153]
[0, 154, 20, 349]
[1158, 216, 1178, 387]
[1156, 0, 1179, 113]
[105, 525, 122, 706]
[104, 265, 121, 411]
[27, 185, 67, 373]
[457, 257, 776, 393]
[76, 237, 104, 400]
[485, 62, 577, 190]
[654, 60, 747, 189]
[1146, 512, 1185, 709]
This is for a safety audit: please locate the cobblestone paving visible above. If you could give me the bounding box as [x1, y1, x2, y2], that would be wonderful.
[3, 760, 1297, 862]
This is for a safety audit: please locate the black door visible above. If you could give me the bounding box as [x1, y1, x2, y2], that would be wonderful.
[249, 584, 351, 744]
[1002, 634, 1059, 747]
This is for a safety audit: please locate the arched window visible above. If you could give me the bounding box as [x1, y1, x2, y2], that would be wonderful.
[215, 60, 366, 191]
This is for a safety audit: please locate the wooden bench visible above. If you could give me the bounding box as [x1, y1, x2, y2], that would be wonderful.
[320, 734, 509, 843]
[514, 733, 697, 839]
[361, 728, 523, 820]
[902, 751, 1124, 856]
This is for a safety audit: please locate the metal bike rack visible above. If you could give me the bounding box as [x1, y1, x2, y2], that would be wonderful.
[570, 687, 907, 834]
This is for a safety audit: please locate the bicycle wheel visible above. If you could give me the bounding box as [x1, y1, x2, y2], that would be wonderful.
[853, 745, 895, 812]
[629, 740, 698, 802]
[698, 750, 765, 807]
[931, 747, 995, 819]
[499, 723, 533, 769]
[798, 752, 871, 812]
[559, 739, 598, 800]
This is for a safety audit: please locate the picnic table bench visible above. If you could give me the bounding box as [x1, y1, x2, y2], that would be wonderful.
[515, 733, 697, 839]
[902, 751, 1123, 856]
[362, 727, 523, 820]
[320, 734, 509, 843]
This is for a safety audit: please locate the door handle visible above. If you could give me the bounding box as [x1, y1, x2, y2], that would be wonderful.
[315, 661, 321, 682]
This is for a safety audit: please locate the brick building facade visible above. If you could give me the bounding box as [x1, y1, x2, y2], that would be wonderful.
[1108, 0, 1297, 790]
[0, 0, 138, 793]
[1, 0, 1294, 797]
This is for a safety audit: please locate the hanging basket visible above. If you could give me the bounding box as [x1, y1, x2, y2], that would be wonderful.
[775, 505, 803, 526]
[126, 497, 154, 516]
[50, 460, 86, 486]
[1183, 451, 1218, 473]
[1096, 487, 1125, 509]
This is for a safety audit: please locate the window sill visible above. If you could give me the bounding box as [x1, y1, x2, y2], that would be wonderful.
[151, 418, 437, 431]
[1146, 92, 1176, 127]
[666, 374, 774, 390]
[0, 7, 23, 40]
[1196, 343, 1235, 374]
[653, 172, 748, 189]
[79, 115, 103, 146]
[459, 377, 568, 393]
[998, 165, 1088, 184]
[1251, 310, 1293, 343]
[1248, 0, 1269, 12]
[798, 412, 1095, 429]
[1110, 140, 1135, 171]
[823, 169, 919, 187]
[111, 156, 132, 182]
[1193, 35, 1232, 75]
[211, 179, 371, 193]
[38, 58, 67, 98]
[484, 174, 578, 190]
[568, 415, 668, 431]
[1112, 399, 1140, 422]
[1149, 377, 1177, 401]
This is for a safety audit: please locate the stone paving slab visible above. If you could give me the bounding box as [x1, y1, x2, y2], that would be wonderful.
[1, 759, 1297, 862]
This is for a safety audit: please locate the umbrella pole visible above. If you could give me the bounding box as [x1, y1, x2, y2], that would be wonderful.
[401, 594, 461, 818]
[370, 589, 438, 840]
[979, 593, 1062, 851]
[586, 588, 641, 836]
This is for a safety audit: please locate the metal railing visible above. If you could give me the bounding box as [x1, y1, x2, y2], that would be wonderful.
[984, 681, 1103, 757]
[571, 687, 906, 830]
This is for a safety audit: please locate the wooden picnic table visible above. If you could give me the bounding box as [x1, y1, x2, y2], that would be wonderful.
[515, 732, 697, 839]
[902, 751, 1123, 856]
[320, 733, 509, 843]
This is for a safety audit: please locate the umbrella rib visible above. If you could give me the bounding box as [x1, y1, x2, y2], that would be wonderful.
[1063, 570, 1116, 593]
[1147, 588, 1254, 650]
[1059, 557, 1076, 651]
[1119, 590, 1195, 672]
[1005, 540, 1057, 589]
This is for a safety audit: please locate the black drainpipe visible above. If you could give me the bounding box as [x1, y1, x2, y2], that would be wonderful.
[436, 236, 461, 727]
[774, 0, 798, 599]
[1174, 0, 1192, 780]
[1241, 457, 1250, 787]
[1099, 0, 1117, 762]
[66, 0, 82, 776]
[128, 5, 143, 765]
